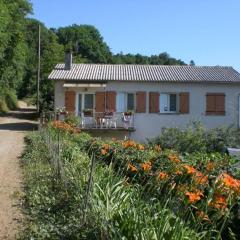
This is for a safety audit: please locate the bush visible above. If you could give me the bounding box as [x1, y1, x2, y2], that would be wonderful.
[64, 114, 81, 127]
[4, 89, 18, 110]
[148, 122, 240, 153]
[0, 100, 9, 113]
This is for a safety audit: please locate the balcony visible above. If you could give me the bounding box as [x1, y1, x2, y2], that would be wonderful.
[78, 111, 135, 132]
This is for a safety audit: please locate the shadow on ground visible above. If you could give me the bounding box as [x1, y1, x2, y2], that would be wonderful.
[0, 122, 38, 131]
[0, 108, 38, 120]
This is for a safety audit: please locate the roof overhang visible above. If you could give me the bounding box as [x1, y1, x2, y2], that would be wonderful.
[63, 83, 107, 88]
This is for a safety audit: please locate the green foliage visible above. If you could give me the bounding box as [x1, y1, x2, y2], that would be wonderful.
[57, 24, 112, 63]
[21, 130, 200, 239]
[0, 87, 18, 111]
[21, 126, 240, 239]
[64, 114, 81, 127]
[149, 122, 240, 154]
[113, 52, 186, 65]
[0, 100, 8, 113]
[4, 89, 18, 110]
[0, 0, 32, 91]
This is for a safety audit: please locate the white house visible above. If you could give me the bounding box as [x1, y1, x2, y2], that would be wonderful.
[48, 53, 240, 141]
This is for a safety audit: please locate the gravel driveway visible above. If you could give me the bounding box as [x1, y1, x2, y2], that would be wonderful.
[0, 103, 37, 239]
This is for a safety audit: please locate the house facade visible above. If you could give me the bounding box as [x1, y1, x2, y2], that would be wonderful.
[49, 55, 240, 141]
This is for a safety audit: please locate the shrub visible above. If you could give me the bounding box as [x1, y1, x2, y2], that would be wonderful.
[149, 122, 240, 153]
[4, 89, 18, 110]
[0, 100, 9, 113]
[64, 114, 81, 127]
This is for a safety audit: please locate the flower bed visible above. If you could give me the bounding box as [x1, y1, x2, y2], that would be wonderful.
[50, 123, 240, 239]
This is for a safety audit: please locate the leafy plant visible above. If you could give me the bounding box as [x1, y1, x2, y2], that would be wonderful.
[64, 114, 81, 127]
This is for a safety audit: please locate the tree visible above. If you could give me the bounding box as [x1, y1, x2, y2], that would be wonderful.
[56, 24, 112, 63]
[0, 0, 32, 90]
[189, 60, 196, 66]
[19, 18, 64, 110]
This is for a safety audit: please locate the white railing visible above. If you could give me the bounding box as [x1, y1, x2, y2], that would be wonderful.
[78, 112, 135, 130]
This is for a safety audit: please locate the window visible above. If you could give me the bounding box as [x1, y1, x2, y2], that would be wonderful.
[127, 93, 135, 111]
[84, 94, 94, 110]
[116, 93, 125, 112]
[160, 93, 177, 113]
[116, 92, 135, 112]
[206, 93, 225, 115]
[78, 94, 82, 113]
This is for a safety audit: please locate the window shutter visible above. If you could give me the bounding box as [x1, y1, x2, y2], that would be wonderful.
[65, 91, 76, 113]
[179, 92, 189, 114]
[216, 94, 225, 115]
[106, 91, 116, 112]
[206, 94, 216, 114]
[149, 92, 159, 113]
[96, 92, 106, 113]
[206, 93, 225, 115]
[136, 92, 146, 113]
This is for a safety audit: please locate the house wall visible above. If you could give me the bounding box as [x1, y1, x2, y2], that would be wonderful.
[54, 80, 240, 142]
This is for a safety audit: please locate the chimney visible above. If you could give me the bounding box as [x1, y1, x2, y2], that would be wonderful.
[65, 51, 72, 70]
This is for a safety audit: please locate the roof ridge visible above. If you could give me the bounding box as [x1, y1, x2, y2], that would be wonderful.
[56, 63, 233, 68]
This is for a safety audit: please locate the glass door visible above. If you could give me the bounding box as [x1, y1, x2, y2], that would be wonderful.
[78, 94, 82, 117]
[83, 94, 94, 117]
[78, 93, 94, 117]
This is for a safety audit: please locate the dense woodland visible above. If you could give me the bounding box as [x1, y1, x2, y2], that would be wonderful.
[0, 0, 189, 112]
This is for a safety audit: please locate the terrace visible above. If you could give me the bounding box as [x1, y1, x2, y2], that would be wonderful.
[41, 110, 135, 132]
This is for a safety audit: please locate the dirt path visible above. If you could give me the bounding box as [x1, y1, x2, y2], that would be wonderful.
[0, 102, 37, 239]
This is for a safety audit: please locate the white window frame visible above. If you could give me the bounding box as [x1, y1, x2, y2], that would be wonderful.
[116, 92, 136, 112]
[76, 92, 95, 117]
[159, 93, 178, 113]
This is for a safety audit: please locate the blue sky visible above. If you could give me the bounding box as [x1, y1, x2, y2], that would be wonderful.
[30, 0, 240, 71]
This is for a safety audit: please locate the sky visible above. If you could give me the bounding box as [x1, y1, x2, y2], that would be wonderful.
[30, 0, 240, 71]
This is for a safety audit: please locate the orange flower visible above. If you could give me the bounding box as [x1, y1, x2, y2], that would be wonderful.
[185, 190, 204, 203]
[158, 172, 169, 180]
[103, 143, 110, 150]
[154, 145, 162, 152]
[183, 164, 197, 174]
[193, 171, 208, 185]
[209, 195, 227, 210]
[141, 161, 152, 171]
[137, 144, 145, 150]
[128, 163, 138, 173]
[168, 154, 181, 163]
[206, 161, 215, 171]
[175, 170, 183, 175]
[101, 149, 107, 155]
[196, 211, 210, 222]
[122, 140, 137, 148]
[221, 173, 240, 193]
[51, 120, 78, 133]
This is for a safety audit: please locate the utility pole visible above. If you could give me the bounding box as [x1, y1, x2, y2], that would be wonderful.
[37, 24, 41, 114]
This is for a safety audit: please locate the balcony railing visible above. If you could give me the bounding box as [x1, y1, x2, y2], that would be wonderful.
[78, 111, 135, 130]
[40, 111, 135, 131]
